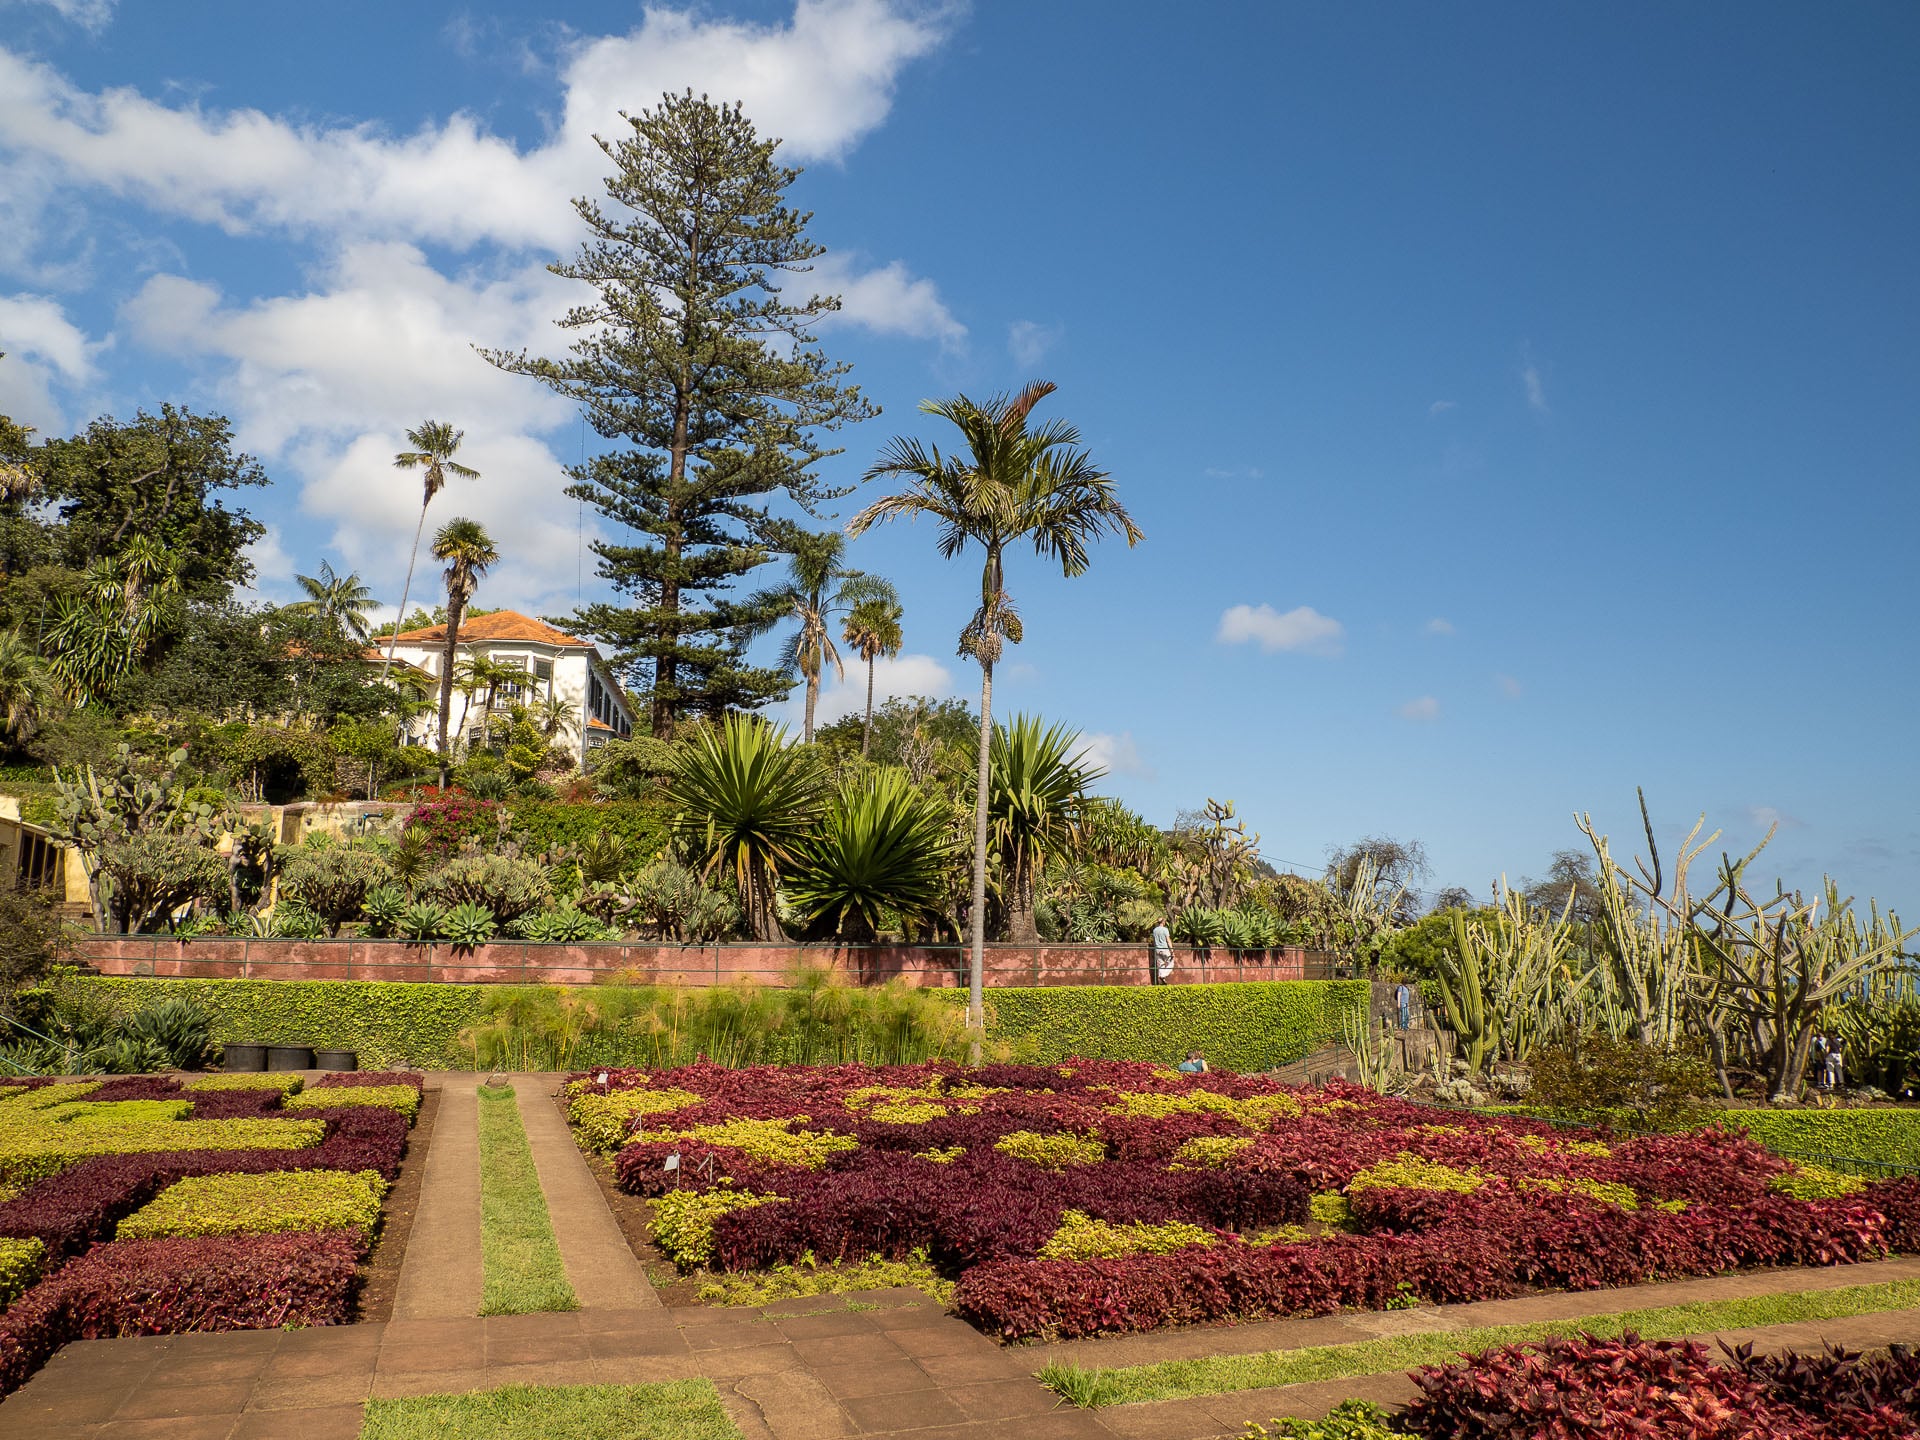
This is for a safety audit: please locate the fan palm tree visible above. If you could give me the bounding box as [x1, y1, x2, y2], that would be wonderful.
[850, 382, 1140, 1042]
[751, 532, 897, 743]
[430, 517, 499, 787]
[666, 715, 824, 941]
[533, 692, 579, 749]
[385, 420, 479, 681]
[0, 628, 55, 749]
[989, 715, 1103, 943]
[788, 768, 956, 942]
[290, 560, 379, 643]
[842, 594, 904, 759]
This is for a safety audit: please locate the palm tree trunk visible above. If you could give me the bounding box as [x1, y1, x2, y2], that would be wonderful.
[803, 672, 819, 745]
[862, 655, 876, 759]
[968, 657, 993, 1059]
[381, 501, 430, 682]
[436, 601, 463, 789]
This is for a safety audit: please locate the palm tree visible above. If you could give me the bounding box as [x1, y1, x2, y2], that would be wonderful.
[290, 560, 378, 643]
[850, 382, 1140, 1043]
[533, 692, 579, 750]
[752, 532, 897, 743]
[430, 517, 499, 787]
[453, 652, 522, 750]
[385, 420, 479, 682]
[989, 715, 1103, 943]
[666, 715, 824, 941]
[842, 594, 904, 759]
[0, 628, 55, 749]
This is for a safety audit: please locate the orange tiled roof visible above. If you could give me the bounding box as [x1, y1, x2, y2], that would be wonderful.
[385, 611, 593, 650]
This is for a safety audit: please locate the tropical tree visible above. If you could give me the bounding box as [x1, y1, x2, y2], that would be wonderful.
[453, 652, 523, 750]
[480, 91, 875, 736]
[386, 420, 479, 681]
[989, 715, 1103, 943]
[842, 593, 904, 759]
[0, 628, 56, 748]
[532, 692, 579, 750]
[665, 715, 824, 941]
[850, 382, 1140, 1042]
[751, 531, 896, 743]
[788, 768, 955, 942]
[290, 560, 378, 643]
[44, 537, 181, 706]
[430, 518, 499, 787]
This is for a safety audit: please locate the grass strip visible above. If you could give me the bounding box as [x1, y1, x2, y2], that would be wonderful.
[1038, 1275, 1920, 1407]
[477, 1084, 579, 1315]
[361, 1379, 742, 1440]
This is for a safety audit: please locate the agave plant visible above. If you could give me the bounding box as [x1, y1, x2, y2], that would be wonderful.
[666, 715, 824, 940]
[442, 901, 498, 949]
[787, 768, 957, 942]
[1172, 906, 1224, 947]
[514, 905, 611, 943]
[396, 900, 448, 943]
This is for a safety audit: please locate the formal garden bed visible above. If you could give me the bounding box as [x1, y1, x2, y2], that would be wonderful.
[565, 1058, 1920, 1345]
[0, 1070, 424, 1395]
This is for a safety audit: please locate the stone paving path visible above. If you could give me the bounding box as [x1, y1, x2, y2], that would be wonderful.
[4, 1073, 1920, 1440]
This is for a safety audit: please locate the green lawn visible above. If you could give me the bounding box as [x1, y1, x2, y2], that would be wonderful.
[361, 1381, 741, 1440]
[1038, 1275, 1920, 1407]
[477, 1084, 579, 1315]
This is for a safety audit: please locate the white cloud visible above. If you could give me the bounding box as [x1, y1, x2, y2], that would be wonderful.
[1495, 673, 1523, 698]
[809, 253, 964, 347]
[1216, 603, 1344, 657]
[804, 652, 957, 728]
[0, 0, 950, 255]
[1427, 400, 1456, 417]
[1007, 319, 1061, 368]
[1397, 695, 1440, 722]
[1424, 617, 1455, 636]
[5, 0, 115, 30]
[1522, 349, 1549, 414]
[1745, 805, 1806, 832]
[1073, 730, 1152, 781]
[0, 291, 100, 431]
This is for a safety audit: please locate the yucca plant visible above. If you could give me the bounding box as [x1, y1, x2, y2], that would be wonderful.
[666, 715, 824, 940]
[988, 715, 1102, 944]
[788, 768, 956, 942]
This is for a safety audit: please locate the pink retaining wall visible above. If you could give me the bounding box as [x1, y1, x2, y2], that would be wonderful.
[75, 937, 1334, 988]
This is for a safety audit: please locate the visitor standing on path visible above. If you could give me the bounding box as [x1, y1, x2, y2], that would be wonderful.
[1151, 916, 1175, 985]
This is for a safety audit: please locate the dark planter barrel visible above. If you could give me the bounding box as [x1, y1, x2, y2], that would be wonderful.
[314, 1049, 357, 1072]
[221, 1043, 267, 1072]
[266, 1045, 314, 1072]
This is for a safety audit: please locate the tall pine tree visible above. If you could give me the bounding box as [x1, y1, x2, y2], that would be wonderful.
[483, 92, 875, 736]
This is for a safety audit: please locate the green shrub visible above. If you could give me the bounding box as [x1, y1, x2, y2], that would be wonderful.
[994, 1130, 1105, 1168]
[0, 1235, 44, 1309]
[1244, 1400, 1401, 1439]
[564, 1083, 703, 1154]
[188, 1073, 303, 1093]
[1037, 1209, 1212, 1260]
[421, 853, 551, 926]
[67, 978, 485, 1070]
[285, 1085, 420, 1122]
[978, 981, 1370, 1074]
[1720, 1109, 1920, 1170]
[508, 799, 671, 869]
[278, 845, 392, 936]
[116, 1168, 387, 1241]
[1528, 1032, 1716, 1131]
[650, 1187, 779, 1270]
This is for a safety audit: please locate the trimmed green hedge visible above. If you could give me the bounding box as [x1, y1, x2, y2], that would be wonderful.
[117, 1169, 387, 1242]
[980, 981, 1371, 1074]
[1709, 1109, 1920, 1171]
[71, 978, 485, 1069]
[69, 976, 1369, 1075]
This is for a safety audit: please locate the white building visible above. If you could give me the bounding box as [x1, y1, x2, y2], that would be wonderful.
[379, 611, 638, 766]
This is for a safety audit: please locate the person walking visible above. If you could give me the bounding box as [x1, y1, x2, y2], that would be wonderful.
[1827, 1040, 1846, 1095]
[1150, 915, 1175, 985]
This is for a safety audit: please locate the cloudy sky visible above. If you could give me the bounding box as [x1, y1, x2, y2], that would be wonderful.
[1, 0, 1916, 908]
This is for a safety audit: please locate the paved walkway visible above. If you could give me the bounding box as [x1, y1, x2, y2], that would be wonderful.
[4, 1073, 1920, 1440]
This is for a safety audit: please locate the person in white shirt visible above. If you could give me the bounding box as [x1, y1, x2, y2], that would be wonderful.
[1150, 917, 1175, 985]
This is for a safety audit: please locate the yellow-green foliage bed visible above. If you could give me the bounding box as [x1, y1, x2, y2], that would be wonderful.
[116, 1169, 388, 1243]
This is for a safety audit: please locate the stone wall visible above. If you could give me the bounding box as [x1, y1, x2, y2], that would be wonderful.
[74, 936, 1335, 989]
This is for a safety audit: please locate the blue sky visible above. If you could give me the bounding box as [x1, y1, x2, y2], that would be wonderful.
[0, 0, 1915, 909]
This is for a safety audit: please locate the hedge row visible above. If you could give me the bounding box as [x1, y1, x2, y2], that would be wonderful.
[979, 980, 1371, 1073]
[70, 977, 1371, 1074]
[73, 978, 485, 1069]
[1711, 1109, 1920, 1171]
